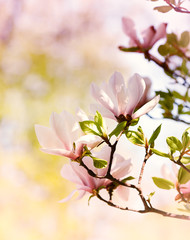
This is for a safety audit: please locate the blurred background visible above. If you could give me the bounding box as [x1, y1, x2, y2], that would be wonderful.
[0, 0, 190, 239]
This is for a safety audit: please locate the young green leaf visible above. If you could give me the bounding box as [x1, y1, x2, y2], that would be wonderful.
[109, 121, 127, 138]
[178, 165, 190, 184]
[92, 157, 107, 169]
[152, 177, 175, 190]
[94, 111, 107, 138]
[79, 121, 100, 136]
[148, 124, 162, 145]
[166, 136, 183, 152]
[121, 176, 135, 183]
[180, 157, 190, 164]
[179, 31, 190, 48]
[150, 148, 170, 158]
[126, 131, 145, 146]
[182, 128, 190, 149]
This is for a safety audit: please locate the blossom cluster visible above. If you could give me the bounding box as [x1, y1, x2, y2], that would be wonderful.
[35, 72, 159, 202]
[35, 14, 190, 219]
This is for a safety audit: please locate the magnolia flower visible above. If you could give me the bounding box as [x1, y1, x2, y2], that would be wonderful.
[161, 164, 190, 201]
[35, 110, 101, 160]
[60, 146, 132, 202]
[121, 17, 167, 51]
[91, 72, 160, 122]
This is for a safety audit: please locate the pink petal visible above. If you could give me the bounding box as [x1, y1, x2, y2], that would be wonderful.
[35, 124, 63, 149]
[58, 189, 79, 203]
[112, 157, 132, 179]
[142, 26, 156, 49]
[150, 23, 167, 47]
[61, 163, 84, 185]
[91, 83, 116, 115]
[76, 135, 101, 149]
[90, 104, 116, 120]
[41, 148, 77, 159]
[115, 185, 130, 201]
[132, 95, 160, 119]
[76, 108, 89, 121]
[50, 112, 72, 150]
[122, 17, 139, 46]
[124, 74, 146, 116]
[109, 72, 128, 115]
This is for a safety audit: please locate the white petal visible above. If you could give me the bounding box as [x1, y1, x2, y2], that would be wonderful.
[132, 95, 160, 119]
[50, 112, 72, 150]
[76, 135, 102, 149]
[90, 104, 115, 120]
[109, 72, 128, 115]
[41, 148, 77, 159]
[91, 83, 116, 115]
[115, 185, 130, 201]
[35, 124, 63, 149]
[124, 73, 145, 116]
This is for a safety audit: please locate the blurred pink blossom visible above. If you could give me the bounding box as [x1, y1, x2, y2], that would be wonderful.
[60, 146, 132, 202]
[121, 17, 167, 51]
[35, 110, 101, 160]
[91, 72, 160, 122]
[161, 164, 190, 201]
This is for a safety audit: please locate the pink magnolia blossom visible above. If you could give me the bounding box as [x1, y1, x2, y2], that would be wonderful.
[35, 110, 101, 160]
[161, 164, 190, 201]
[60, 146, 132, 202]
[121, 17, 167, 51]
[91, 72, 160, 122]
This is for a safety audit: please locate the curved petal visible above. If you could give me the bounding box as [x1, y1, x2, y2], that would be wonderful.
[50, 112, 72, 150]
[132, 95, 160, 119]
[109, 72, 128, 115]
[90, 103, 116, 120]
[58, 189, 79, 203]
[150, 23, 167, 47]
[122, 17, 139, 46]
[41, 148, 77, 159]
[61, 163, 85, 185]
[35, 124, 63, 149]
[112, 157, 132, 179]
[124, 74, 146, 116]
[91, 83, 116, 115]
[142, 26, 155, 49]
[76, 134, 101, 149]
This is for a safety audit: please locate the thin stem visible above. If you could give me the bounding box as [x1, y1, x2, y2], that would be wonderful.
[144, 52, 190, 87]
[96, 193, 190, 220]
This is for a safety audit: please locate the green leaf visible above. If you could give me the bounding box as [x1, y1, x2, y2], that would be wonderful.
[92, 157, 107, 169]
[179, 31, 190, 48]
[182, 128, 190, 149]
[178, 165, 190, 184]
[150, 148, 170, 158]
[166, 136, 183, 152]
[121, 176, 135, 183]
[180, 157, 190, 164]
[152, 177, 175, 190]
[126, 131, 145, 146]
[158, 44, 170, 56]
[167, 33, 178, 45]
[181, 60, 189, 75]
[94, 111, 107, 136]
[172, 91, 184, 100]
[119, 46, 140, 52]
[148, 124, 162, 145]
[154, 6, 172, 13]
[109, 121, 127, 138]
[79, 121, 100, 136]
[130, 118, 139, 126]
